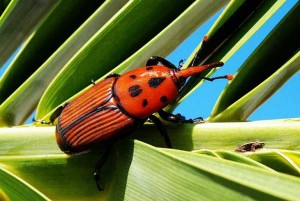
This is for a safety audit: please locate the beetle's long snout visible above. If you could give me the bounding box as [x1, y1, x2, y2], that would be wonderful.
[175, 62, 224, 78]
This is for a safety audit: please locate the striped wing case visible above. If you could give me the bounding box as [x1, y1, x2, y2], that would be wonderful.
[56, 77, 137, 154]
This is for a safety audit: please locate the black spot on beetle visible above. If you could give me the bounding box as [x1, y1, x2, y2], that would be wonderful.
[160, 96, 167, 103]
[129, 85, 143, 97]
[130, 89, 142, 97]
[129, 75, 137, 79]
[128, 85, 140, 92]
[148, 77, 166, 88]
[142, 99, 148, 107]
[146, 66, 153, 70]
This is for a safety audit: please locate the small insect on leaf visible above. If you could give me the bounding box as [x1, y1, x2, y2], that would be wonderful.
[235, 141, 265, 152]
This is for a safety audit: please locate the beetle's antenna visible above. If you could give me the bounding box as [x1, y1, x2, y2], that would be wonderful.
[200, 74, 234, 81]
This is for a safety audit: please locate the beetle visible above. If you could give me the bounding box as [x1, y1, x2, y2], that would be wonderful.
[35, 43, 232, 190]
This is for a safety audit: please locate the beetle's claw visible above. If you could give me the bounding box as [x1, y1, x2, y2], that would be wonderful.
[94, 171, 104, 191]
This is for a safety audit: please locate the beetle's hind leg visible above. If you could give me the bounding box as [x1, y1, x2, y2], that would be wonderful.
[158, 110, 204, 124]
[94, 147, 111, 191]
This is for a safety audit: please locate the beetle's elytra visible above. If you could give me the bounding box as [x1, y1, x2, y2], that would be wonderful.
[35, 37, 233, 190]
[55, 76, 139, 153]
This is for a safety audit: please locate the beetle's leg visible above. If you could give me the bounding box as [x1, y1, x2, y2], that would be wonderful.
[49, 102, 69, 123]
[32, 118, 52, 125]
[158, 110, 204, 124]
[105, 73, 120, 79]
[199, 75, 232, 82]
[178, 59, 186, 69]
[146, 56, 177, 70]
[94, 147, 111, 191]
[91, 79, 96, 85]
[32, 103, 69, 125]
[148, 115, 172, 148]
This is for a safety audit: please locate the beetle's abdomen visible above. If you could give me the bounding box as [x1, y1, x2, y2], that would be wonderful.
[56, 77, 137, 154]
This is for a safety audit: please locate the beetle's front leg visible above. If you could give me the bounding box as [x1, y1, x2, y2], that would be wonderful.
[158, 110, 204, 124]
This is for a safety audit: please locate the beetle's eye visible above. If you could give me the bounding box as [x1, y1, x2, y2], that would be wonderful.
[179, 76, 186, 87]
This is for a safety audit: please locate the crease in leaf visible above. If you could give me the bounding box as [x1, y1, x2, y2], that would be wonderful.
[273, 150, 300, 175]
[193, 149, 276, 171]
[244, 149, 300, 176]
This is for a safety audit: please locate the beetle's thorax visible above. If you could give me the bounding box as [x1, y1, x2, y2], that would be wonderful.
[114, 66, 179, 119]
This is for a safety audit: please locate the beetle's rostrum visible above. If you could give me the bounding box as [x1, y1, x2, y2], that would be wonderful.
[34, 49, 233, 190]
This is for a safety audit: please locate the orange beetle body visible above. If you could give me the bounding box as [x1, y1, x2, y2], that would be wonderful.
[47, 56, 229, 154]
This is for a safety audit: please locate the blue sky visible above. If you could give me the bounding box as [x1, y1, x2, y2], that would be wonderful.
[168, 0, 299, 121]
[1, 1, 299, 123]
